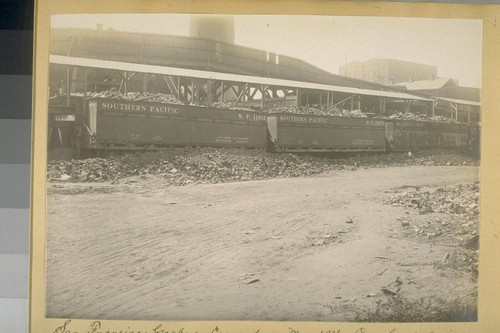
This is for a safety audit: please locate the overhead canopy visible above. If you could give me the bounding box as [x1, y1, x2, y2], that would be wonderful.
[435, 97, 481, 107]
[50, 55, 433, 102]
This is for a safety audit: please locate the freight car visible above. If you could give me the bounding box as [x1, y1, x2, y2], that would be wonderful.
[267, 113, 386, 153]
[67, 98, 477, 156]
[79, 98, 267, 150]
[384, 119, 472, 152]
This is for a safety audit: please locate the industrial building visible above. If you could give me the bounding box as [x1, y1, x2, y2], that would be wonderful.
[339, 58, 438, 85]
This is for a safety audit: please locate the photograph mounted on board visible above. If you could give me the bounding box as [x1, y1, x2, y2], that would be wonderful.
[44, 12, 482, 323]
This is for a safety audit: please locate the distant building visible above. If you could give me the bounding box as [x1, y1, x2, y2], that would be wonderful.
[390, 78, 480, 102]
[339, 58, 437, 85]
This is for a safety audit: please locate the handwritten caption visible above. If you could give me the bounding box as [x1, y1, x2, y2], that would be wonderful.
[53, 320, 455, 333]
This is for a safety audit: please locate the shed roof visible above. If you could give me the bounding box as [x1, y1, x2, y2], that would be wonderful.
[436, 97, 481, 107]
[50, 55, 432, 102]
[394, 78, 456, 91]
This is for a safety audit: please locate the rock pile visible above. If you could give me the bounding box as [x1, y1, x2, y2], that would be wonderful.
[47, 148, 479, 185]
[266, 104, 367, 118]
[381, 112, 457, 123]
[80, 91, 184, 104]
[47, 149, 336, 185]
[387, 183, 479, 219]
[387, 182, 479, 251]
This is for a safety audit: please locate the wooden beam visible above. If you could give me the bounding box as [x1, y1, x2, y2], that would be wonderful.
[66, 66, 70, 106]
[260, 84, 265, 109]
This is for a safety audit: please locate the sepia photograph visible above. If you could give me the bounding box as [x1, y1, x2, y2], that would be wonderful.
[41, 12, 483, 324]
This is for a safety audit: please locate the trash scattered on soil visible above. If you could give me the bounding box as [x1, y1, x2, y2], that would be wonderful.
[47, 148, 479, 185]
[238, 273, 260, 284]
[387, 183, 479, 278]
[386, 183, 479, 240]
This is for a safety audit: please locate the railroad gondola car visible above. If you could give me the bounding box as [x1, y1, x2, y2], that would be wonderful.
[384, 119, 471, 151]
[266, 113, 386, 153]
[79, 98, 268, 150]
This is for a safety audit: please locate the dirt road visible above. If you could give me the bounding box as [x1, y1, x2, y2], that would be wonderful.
[46, 166, 479, 321]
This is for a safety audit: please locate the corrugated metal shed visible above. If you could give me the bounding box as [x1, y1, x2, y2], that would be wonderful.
[50, 55, 433, 102]
[436, 97, 481, 107]
[393, 78, 456, 91]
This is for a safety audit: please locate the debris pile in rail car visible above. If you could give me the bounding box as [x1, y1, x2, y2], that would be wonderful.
[265, 104, 368, 117]
[382, 112, 457, 123]
[75, 91, 184, 104]
[208, 101, 255, 111]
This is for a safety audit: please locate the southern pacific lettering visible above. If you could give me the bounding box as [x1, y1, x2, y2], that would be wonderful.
[279, 115, 328, 124]
[100, 101, 179, 115]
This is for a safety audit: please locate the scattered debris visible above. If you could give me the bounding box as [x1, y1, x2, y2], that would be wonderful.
[394, 277, 403, 286]
[386, 183, 479, 242]
[239, 273, 260, 284]
[381, 288, 399, 296]
[47, 148, 479, 185]
[377, 268, 388, 276]
[401, 220, 410, 227]
[465, 235, 480, 250]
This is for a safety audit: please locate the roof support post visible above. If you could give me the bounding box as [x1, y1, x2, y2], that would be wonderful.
[326, 92, 330, 109]
[83, 68, 88, 100]
[450, 102, 458, 120]
[206, 79, 213, 104]
[234, 83, 248, 106]
[260, 84, 265, 109]
[450, 103, 458, 121]
[66, 65, 71, 106]
[177, 76, 181, 100]
[220, 81, 224, 103]
[379, 97, 386, 116]
[332, 95, 354, 109]
[432, 100, 440, 117]
[163, 75, 180, 98]
[191, 81, 194, 104]
[468, 109, 471, 123]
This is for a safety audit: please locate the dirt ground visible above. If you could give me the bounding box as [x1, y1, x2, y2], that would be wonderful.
[45, 166, 479, 321]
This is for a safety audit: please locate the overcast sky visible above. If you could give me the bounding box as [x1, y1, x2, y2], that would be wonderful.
[51, 14, 482, 88]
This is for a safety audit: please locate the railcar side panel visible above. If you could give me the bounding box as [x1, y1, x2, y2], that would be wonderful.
[83, 99, 267, 149]
[388, 120, 470, 151]
[272, 113, 386, 152]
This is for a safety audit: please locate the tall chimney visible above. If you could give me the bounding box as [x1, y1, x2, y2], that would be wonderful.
[189, 16, 235, 44]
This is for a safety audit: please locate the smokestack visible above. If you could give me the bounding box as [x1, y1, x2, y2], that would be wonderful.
[189, 16, 235, 44]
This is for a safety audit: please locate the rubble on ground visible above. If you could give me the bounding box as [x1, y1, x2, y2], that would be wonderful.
[47, 148, 479, 185]
[47, 149, 336, 185]
[387, 183, 479, 221]
[386, 183, 479, 276]
[386, 183, 479, 247]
